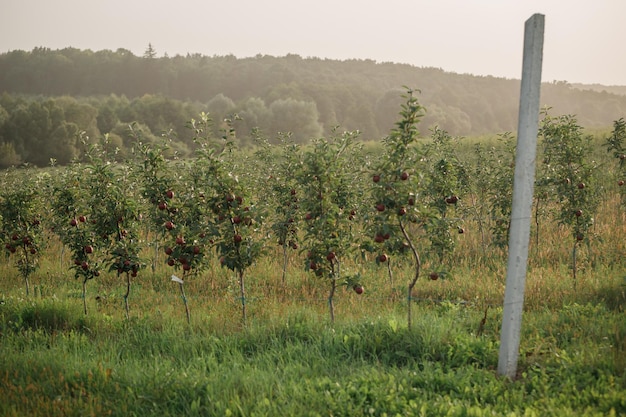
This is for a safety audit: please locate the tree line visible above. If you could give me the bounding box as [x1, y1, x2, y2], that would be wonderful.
[0, 47, 625, 168]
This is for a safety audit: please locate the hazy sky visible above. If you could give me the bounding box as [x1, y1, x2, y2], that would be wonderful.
[1, 0, 625, 85]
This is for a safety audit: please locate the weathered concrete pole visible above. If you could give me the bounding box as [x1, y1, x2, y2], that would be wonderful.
[497, 13, 544, 379]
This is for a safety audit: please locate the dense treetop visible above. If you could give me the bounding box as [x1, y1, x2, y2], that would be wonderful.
[0, 47, 625, 167]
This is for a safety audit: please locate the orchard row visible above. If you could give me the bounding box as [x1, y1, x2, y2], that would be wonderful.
[1, 93, 625, 324]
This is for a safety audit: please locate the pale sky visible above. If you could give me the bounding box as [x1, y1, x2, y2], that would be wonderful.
[1, 0, 625, 85]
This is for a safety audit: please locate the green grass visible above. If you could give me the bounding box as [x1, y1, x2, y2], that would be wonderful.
[1, 265, 625, 416]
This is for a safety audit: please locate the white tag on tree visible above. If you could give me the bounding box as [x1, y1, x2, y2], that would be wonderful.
[171, 275, 184, 284]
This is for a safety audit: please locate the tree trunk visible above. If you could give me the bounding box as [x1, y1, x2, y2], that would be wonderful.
[239, 269, 247, 326]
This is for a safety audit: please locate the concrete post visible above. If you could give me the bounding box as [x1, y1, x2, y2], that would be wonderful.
[497, 13, 544, 379]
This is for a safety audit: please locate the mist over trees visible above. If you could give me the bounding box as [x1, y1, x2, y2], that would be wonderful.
[0, 47, 625, 167]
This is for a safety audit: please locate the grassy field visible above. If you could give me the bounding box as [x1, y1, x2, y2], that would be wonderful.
[1, 207, 625, 416]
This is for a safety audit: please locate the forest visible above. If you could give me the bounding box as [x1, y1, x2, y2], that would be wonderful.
[1, 46, 626, 168]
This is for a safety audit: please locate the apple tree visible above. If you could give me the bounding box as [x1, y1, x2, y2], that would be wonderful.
[0, 170, 46, 296]
[605, 117, 626, 207]
[539, 111, 599, 283]
[297, 128, 364, 323]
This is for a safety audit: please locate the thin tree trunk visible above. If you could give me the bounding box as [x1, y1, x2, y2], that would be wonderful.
[179, 281, 190, 324]
[82, 277, 88, 315]
[572, 243, 578, 291]
[123, 272, 131, 320]
[328, 277, 336, 324]
[281, 244, 288, 285]
[239, 269, 247, 326]
[399, 220, 420, 329]
[387, 259, 393, 286]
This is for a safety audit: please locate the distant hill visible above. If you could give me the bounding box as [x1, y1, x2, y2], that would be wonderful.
[0, 48, 626, 140]
[571, 84, 626, 96]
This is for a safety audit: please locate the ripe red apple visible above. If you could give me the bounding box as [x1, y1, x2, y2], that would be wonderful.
[576, 233, 584, 241]
[350, 209, 356, 216]
[445, 195, 458, 204]
[374, 234, 384, 243]
[193, 246, 200, 255]
[309, 261, 317, 271]
[373, 174, 381, 183]
[376, 204, 385, 212]
[164, 247, 173, 256]
[78, 215, 86, 223]
[400, 172, 409, 181]
[326, 252, 336, 261]
[290, 188, 297, 195]
[176, 236, 186, 245]
[620, 154, 625, 160]
[232, 215, 242, 224]
[183, 263, 191, 271]
[575, 209, 582, 217]
[235, 195, 243, 204]
[70, 218, 78, 227]
[383, 233, 390, 240]
[458, 227, 465, 234]
[165, 221, 175, 230]
[81, 261, 89, 271]
[234, 234, 243, 244]
[166, 190, 174, 199]
[11, 234, 19, 241]
[158, 202, 167, 211]
[84, 245, 94, 254]
[167, 258, 175, 266]
[353, 285, 364, 295]
[131, 270, 138, 278]
[29, 248, 37, 255]
[408, 197, 415, 206]
[429, 272, 439, 281]
[577, 182, 585, 190]
[397, 207, 407, 216]
[618, 180, 625, 186]
[378, 253, 388, 263]
[22, 236, 30, 245]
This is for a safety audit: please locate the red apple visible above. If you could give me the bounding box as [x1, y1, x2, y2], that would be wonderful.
[575, 209, 582, 217]
[234, 234, 243, 244]
[577, 182, 585, 190]
[232, 215, 242, 224]
[429, 272, 439, 281]
[376, 204, 385, 212]
[445, 195, 458, 204]
[400, 172, 409, 181]
[193, 246, 200, 255]
[373, 174, 381, 183]
[576, 233, 584, 241]
[458, 227, 465, 234]
[167, 258, 175, 266]
[166, 190, 174, 199]
[81, 261, 89, 271]
[618, 180, 624, 186]
[353, 285, 364, 295]
[183, 263, 191, 271]
[374, 234, 385, 243]
[78, 215, 86, 223]
[378, 253, 388, 263]
[326, 252, 336, 261]
[29, 248, 36, 254]
[70, 218, 78, 227]
[165, 221, 175, 230]
[158, 202, 167, 211]
[397, 207, 407, 216]
[176, 236, 186, 245]
[84, 245, 94, 254]
[164, 247, 173, 255]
